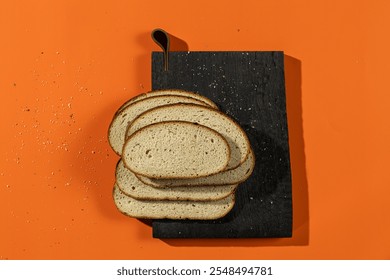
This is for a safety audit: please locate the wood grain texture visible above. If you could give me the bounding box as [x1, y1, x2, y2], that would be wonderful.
[151, 51, 292, 238]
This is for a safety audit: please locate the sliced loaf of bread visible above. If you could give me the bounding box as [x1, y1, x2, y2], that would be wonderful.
[137, 148, 255, 187]
[122, 121, 230, 179]
[113, 184, 235, 220]
[116, 160, 237, 201]
[108, 95, 209, 155]
[116, 89, 219, 114]
[126, 103, 251, 170]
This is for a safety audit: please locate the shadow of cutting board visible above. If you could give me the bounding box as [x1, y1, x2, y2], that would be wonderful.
[151, 51, 292, 238]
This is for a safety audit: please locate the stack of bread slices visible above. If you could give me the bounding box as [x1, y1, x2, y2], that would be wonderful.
[109, 90, 255, 220]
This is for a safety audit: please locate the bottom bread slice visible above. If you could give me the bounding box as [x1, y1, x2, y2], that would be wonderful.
[116, 160, 237, 201]
[113, 184, 235, 220]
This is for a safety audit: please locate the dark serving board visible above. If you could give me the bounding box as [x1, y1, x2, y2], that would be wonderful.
[151, 51, 292, 238]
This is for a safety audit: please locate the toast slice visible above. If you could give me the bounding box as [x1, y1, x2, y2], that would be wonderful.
[113, 184, 235, 220]
[126, 103, 251, 170]
[137, 148, 255, 187]
[108, 95, 210, 155]
[122, 121, 230, 179]
[116, 160, 237, 201]
[116, 89, 219, 114]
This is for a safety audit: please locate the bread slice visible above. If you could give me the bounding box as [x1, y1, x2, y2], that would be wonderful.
[126, 103, 251, 170]
[122, 121, 230, 179]
[116, 89, 219, 115]
[113, 184, 235, 220]
[116, 160, 237, 201]
[138, 148, 255, 187]
[108, 95, 210, 155]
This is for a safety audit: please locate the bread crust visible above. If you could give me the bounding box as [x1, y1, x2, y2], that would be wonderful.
[115, 89, 218, 116]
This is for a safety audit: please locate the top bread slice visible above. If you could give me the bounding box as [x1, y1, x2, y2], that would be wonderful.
[113, 183, 235, 220]
[122, 121, 230, 179]
[108, 95, 210, 155]
[116, 89, 219, 115]
[137, 148, 255, 187]
[126, 103, 251, 170]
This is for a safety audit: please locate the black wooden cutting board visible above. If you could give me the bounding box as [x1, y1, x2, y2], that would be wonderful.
[151, 51, 292, 238]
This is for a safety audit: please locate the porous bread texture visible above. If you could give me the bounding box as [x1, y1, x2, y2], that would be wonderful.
[108, 95, 210, 155]
[108, 90, 255, 221]
[122, 121, 230, 179]
[138, 149, 255, 187]
[126, 103, 251, 170]
[116, 160, 237, 201]
[116, 89, 219, 114]
[113, 184, 235, 220]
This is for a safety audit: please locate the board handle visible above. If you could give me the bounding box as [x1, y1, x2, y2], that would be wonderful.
[151, 28, 170, 71]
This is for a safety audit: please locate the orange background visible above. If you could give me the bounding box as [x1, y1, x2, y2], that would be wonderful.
[1, 0, 389, 259]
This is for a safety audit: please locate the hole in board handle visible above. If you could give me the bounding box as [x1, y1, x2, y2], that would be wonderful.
[151, 28, 170, 71]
